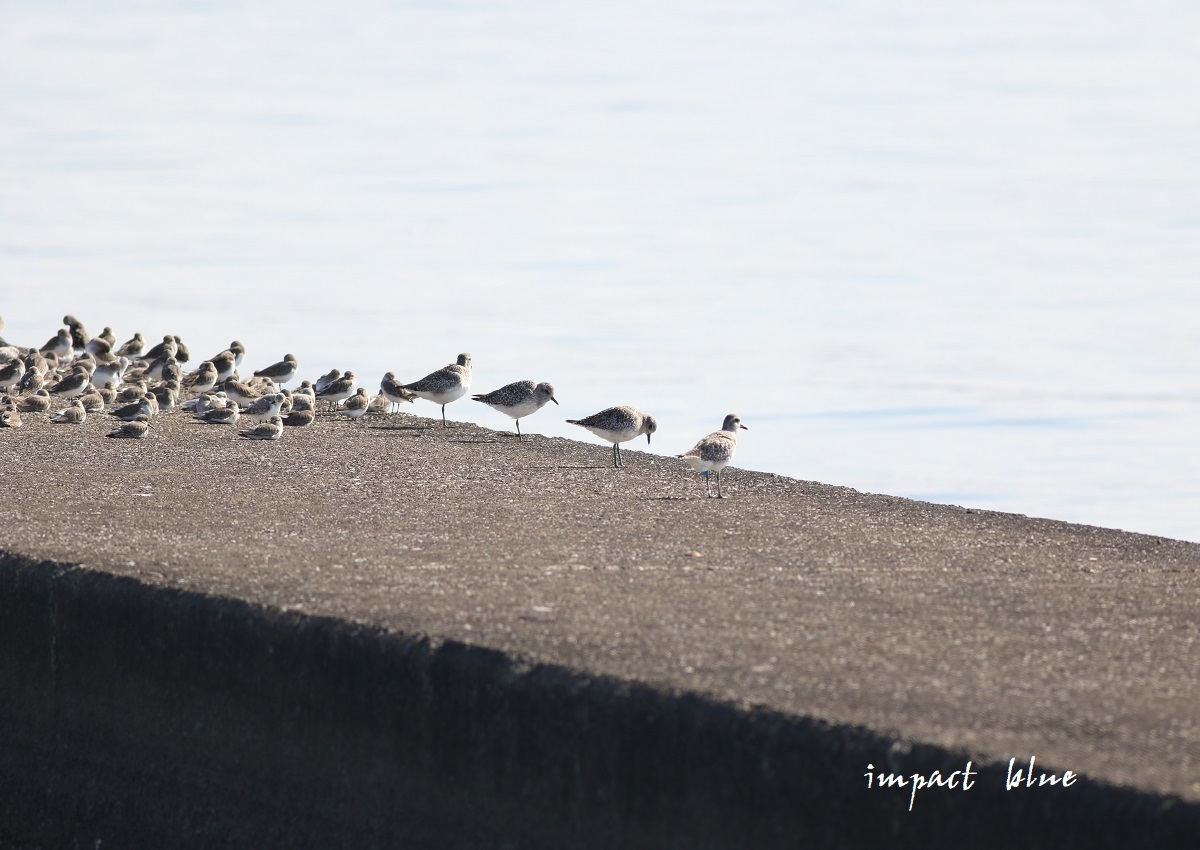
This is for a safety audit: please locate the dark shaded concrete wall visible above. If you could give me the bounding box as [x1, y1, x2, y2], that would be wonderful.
[1, 553, 1197, 849]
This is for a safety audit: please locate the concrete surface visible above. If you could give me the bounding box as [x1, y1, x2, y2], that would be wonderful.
[1, 408, 1198, 847]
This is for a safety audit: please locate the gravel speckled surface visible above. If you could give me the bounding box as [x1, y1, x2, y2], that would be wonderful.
[3, 406, 1198, 801]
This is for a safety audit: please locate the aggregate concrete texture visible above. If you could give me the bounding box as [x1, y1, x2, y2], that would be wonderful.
[1, 409, 1198, 846]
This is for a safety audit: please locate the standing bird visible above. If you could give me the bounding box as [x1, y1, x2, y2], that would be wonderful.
[253, 353, 299, 387]
[106, 414, 151, 439]
[239, 414, 284, 441]
[472, 380, 558, 439]
[316, 370, 356, 410]
[0, 358, 24, 392]
[380, 371, 417, 413]
[566, 405, 657, 468]
[401, 353, 471, 426]
[677, 414, 748, 498]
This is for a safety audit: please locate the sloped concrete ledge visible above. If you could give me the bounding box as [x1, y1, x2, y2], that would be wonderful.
[2, 553, 1197, 849]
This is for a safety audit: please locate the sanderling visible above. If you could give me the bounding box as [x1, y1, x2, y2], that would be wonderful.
[243, 392, 285, 422]
[229, 340, 245, 366]
[566, 405, 657, 467]
[380, 371, 418, 413]
[239, 414, 283, 440]
[142, 335, 178, 363]
[17, 390, 52, 414]
[316, 371, 356, 409]
[223, 377, 262, 408]
[106, 413, 150, 439]
[115, 332, 145, 358]
[115, 381, 148, 405]
[150, 382, 179, 411]
[253, 353, 298, 387]
[210, 350, 237, 382]
[78, 388, 106, 412]
[50, 399, 87, 425]
[472, 380, 558, 438]
[47, 368, 91, 399]
[288, 391, 315, 414]
[183, 391, 226, 415]
[677, 414, 748, 498]
[401, 353, 471, 426]
[111, 393, 157, 421]
[339, 387, 371, 421]
[282, 408, 315, 427]
[184, 361, 219, 394]
[0, 358, 24, 392]
[195, 406, 241, 426]
[40, 329, 73, 360]
[92, 360, 124, 391]
[367, 392, 390, 415]
[63, 315, 89, 351]
[17, 366, 45, 395]
[313, 369, 341, 396]
[85, 333, 112, 358]
[0, 409, 21, 428]
[173, 336, 190, 363]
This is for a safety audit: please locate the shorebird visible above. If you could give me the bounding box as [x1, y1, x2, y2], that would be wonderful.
[106, 413, 151, 439]
[77, 388, 106, 412]
[337, 387, 371, 421]
[195, 406, 240, 426]
[380, 371, 418, 413]
[40, 329, 73, 360]
[223, 377, 261, 408]
[47, 367, 91, 399]
[677, 414, 748, 498]
[63, 315, 89, 351]
[472, 380, 558, 439]
[253, 353, 299, 387]
[282, 408, 315, 427]
[115, 331, 146, 358]
[111, 393, 157, 421]
[17, 390, 52, 414]
[401, 353, 471, 425]
[50, 399, 87, 425]
[316, 370, 356, 410]
[239, 414, 283, 441]
[0, 358, 23, 392]
[566, 405, 657, 468]
[210, 350, 237, 382]
[0, 408, 21, 428]
[183, 360, 219, 394]
[242, 392, 285, 422]
[141, 335, 178, 363]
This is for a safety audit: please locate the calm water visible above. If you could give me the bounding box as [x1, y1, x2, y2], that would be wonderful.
[3, 2, 1200, 540]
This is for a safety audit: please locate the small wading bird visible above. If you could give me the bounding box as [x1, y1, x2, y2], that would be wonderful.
[401, 353, 471, 426]
[677, 413, 748, 498]
[472, 380, 558, 439]
[566, 405, 657, 468]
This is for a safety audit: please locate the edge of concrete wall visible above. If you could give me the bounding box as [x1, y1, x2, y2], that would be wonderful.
[1, 552, 1196, 849]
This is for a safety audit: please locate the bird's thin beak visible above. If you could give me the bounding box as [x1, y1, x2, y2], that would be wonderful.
[551, 397, 559, 405]
[646, 433, 652, 444]
[740, 424, 749, 430]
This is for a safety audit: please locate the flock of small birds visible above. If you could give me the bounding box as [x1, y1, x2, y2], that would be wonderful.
[0, 314, 748, 497]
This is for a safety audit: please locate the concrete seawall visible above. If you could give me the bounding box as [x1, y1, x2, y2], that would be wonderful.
[2, 411, 1199, 847]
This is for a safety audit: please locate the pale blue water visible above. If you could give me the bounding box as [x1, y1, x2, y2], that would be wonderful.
[3, 2, 1200, 540]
